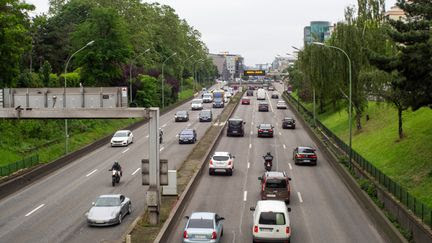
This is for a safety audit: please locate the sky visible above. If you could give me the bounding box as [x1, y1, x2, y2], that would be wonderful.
[26, 0, 397, 66]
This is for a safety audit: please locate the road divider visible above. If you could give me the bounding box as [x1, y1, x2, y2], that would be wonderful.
[25, 204, 45, 217]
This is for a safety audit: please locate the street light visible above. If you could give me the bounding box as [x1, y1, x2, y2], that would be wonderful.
[180, 54, 195, 93]
[312, 41, 353, 168]
[161, 52, 177, 109]
[193, 58, 204, 91]
[63, 40, 94, 154]
[129, 48, 151, 104]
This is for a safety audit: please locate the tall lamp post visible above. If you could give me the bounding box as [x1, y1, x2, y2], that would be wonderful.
[193, 58, 204, 91]
[161, 52, 177, 109]
[312, 41, 352, 167]
[129, 48, 150, 104]
[63, 40, 94, 154]
[180, 54, 195, 93]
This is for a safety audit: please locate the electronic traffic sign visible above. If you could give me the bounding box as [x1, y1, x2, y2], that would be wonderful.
[243, 70, 266, 76]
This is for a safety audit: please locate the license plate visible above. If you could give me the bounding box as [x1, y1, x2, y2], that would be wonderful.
[303, 160, 310, 162]
[267, 194, 276, 198]
[195, 235, 206, 239]
[215, 169, 226, 172]
[95, 220, 105, 224]
[260, 228, 273, 232]
[233, 131, 237, 133]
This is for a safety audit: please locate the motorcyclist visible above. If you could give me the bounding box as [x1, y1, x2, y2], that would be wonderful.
[263, 152, 273, 162]
[110, 161, 122, 177]
[159, 129, 163, 144]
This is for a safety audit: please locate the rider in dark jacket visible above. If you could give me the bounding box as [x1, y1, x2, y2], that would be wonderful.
[263, 152, 273, 166]
[111, 161, 122, 176]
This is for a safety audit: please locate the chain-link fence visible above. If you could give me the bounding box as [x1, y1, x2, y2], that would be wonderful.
[0, 155, 39, 177]
[284, 92, 432, 228]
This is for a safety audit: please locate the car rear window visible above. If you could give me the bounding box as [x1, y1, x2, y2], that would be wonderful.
[299, 148, 315, 153]
[229, 120, 242, 126]
[213, 156, 229, 161]
[176, 111, 187, 116]
[200, 111, 211, 116]
[188, 219, 214, 229]
[259, 212, 286, 225]
[181, 130, 193, 135]
[259, 124, 271, 129]
[265, 179, 287, 188]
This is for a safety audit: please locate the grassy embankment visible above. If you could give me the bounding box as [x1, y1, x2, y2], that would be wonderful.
[295, 94, 432, 207]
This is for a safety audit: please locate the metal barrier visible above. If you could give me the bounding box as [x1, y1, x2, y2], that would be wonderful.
[284, 92, 432, 228]
[0, 155, 39, 177]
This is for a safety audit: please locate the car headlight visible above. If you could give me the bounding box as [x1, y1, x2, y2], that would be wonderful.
[111, 211, 118, 217]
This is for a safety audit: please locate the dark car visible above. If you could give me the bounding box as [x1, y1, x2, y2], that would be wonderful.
[282, 117, 296, 129]
[258, 102, 269, 112]
[227, 118, 245, 137]
[213, 98, 224, 108]
[179, 129, 197, 144]
[175, 110, 189, 122]
[199, 109, 213, 122]
[241, 97, 251, 105]
[258, 171, 291, 204]
[257, 124, 274, 137]
[293, 146, 317, 165]
[271, 92, 279, 99]
[246, 90, 254, 96]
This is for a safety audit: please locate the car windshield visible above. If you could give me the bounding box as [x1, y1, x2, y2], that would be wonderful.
[229, 120, 242, 126]
[299, 148, 315, 153]
[176, 111, 187, 116]
[278, 101, 285, 104]
[181, 130, 193, 135]
[213, 156, 229, 161]
[188, 219, 214, 229]
[284, 118, 293, 121]
[259, 124, 271, 129]
[192, 100, 202, 104]
[259, 103, 268, 106]
[114, 132, 128, 137]
[204, 94, 211, 98]
[200, 111, 211, 116]
[259, 212, 286, 225]
[265, 179, 287, 188]
[95, 197, 120, 207]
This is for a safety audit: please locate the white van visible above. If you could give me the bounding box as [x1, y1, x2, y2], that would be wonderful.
[257, 88, 266, 100]
[250, 200, 291, 242]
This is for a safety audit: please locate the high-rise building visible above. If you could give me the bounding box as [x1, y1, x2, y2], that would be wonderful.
[209, 53, 244, 81]
[304, 21, 332, 45]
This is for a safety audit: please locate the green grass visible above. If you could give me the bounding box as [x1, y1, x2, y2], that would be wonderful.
[178, 89, 195, 101]
[306, 100, 432, 207]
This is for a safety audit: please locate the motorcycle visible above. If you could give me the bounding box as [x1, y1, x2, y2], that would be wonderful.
[110, 169, 121, 186]
[263, 155, 273, 172]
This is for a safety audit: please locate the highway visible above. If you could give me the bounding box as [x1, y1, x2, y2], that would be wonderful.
[0, 86, 224, 243]
[165, 83, 388, 242]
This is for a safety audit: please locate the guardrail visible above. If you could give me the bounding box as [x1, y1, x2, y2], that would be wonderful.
[0, 155, 39, 177]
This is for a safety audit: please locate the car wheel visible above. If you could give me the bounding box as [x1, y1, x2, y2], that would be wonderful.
[285, 199, 290, 204]
[228, 169, 233, 176]
[209, 169, 213, 175]
[118, 213, 122, 224]
[128, 203, 132, 215]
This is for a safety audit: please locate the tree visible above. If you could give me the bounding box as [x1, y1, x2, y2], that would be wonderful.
[40, 61, 52, 86]
[135, 75, 159, 107]
[0, 0, 34, 87]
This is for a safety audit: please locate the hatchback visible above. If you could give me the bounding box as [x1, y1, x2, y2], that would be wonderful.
[175, 110, 189, 122]
[179, 129, 197, 144]
[258, 102, 269, 112]
[258, 171, 291, 204]
[257, 124, 274, 137]
[183, 212, 224, 243]
[209, 152, 235, 176]
[282, 117, 295, 129]
[199, 110, 213, 122]
[293, 146, 317, 165]
[247, 90, 254, 96]
[276, 100, 287, 109]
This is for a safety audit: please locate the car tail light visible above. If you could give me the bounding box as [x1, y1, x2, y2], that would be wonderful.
[309, 154, 317, 158]
[254, 225, 259, 233]
[269, 129, 273, 133]
[258, 129, 263, 132]
[296, 154, 304, 158]
[286, 226, 290, 234]
[228, 160, 232, 165]
[211, 231, 217, 239]
[183, 231, 188, 239]
[209, 159, 213, 165]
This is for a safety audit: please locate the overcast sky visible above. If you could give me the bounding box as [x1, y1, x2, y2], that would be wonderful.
[27, 0, 396, 66]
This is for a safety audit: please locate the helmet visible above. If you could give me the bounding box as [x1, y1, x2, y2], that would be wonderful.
[267, 152, 271, 156]
[114, 161, 119, 166]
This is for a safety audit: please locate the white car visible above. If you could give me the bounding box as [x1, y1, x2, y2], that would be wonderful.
[111, 130, 133, 147]
[250, 200, 291, 242]
[257, 88, 266, 100]
[191, 99, 203, 110]
[276, 100, 287, 109]
[209, 152, 235, 176]
[202, 93, 213, 103]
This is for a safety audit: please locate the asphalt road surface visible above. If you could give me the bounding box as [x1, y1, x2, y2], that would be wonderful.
[166, 83, 388, 243]
[0, 84, 226, 243]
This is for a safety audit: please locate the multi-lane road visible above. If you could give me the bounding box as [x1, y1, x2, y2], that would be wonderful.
[166, 83, 388, 242]
[0, 86, 224, 242]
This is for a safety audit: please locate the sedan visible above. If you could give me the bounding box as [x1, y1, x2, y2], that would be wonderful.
[293, 146, 317, 165]
[110, 130, 133, 147]
[175, 110, 189, 122]
[209, 152, 235, 176]
[183, 212, 224, 243]
[86, 194, 131, 226]
[271, 92, 279, 99]
[241, 97, 251, 105]
[276, 100, 287, 109]
[257, 124, 274, 137]
[179, 129, 197, 144]
[199, 109, 213, 122]
[246, 90, 254, 96]
[282, 117, 296, 129]
[258, 102, 269, 112]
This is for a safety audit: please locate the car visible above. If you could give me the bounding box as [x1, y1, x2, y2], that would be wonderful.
[227, 118, 245, 137]
[191, 99, 203, 110]
[257, 88, 266, 100]
[246, 90, 254, 96]
[282, 117, 296, 129]
[202, 88, 207, 92]
[293, 146, 317, 165]
[203, 93, 213, 103]
[183, 212, 224, 243]
[257, 124, 274, 137]
[209, 152, 235, 176]
[86, 194, 131, 226]
[271, 92, 279, 99]
[241, 97, 251, 105]
[199, 109, 213, 122]
[179, 129, 197, 144]
[258, 171, 291, 204]
[250, 200, 291, 243]
[258, 102, 269, 112]
[110, 130, 133, 147]
[213, 99, 224, 108]
[276, 100, 287, 109]
[268, 86, 275, 91]
[175, 110, 189, 122]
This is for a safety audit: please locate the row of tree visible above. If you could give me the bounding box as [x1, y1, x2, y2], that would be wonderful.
[288, 0, 431, 139]
[0, 0, 218, 107]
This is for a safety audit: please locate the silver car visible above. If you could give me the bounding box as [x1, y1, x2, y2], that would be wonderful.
[183, 212, 224, 243]
[86, 194, 131, 226]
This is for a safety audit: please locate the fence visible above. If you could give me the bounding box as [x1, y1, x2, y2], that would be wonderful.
[284, 92, 432, 229]
[0, 155, 39, 177]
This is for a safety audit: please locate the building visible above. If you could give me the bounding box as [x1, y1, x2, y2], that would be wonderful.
[304, 26, 312, 45]
[209, 54, 230, 81]
[209, 53, 244, 81]
[304, 21, 332, 46]
[385, 5, 405, 20]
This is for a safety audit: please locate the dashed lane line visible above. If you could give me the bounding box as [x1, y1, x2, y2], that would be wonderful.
[132, 168, 141, 175]
[288, 163, 293, 170]
[121, 148, 130, 154]
[25, 204, 45, 217]
[86, 169, 97, 177]
[243, 191, 247, 201]
[297, 192, 304, 203]
[283, 144, 286, 149]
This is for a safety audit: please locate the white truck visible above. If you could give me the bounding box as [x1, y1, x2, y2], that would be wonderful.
[257, 88, 266, 100]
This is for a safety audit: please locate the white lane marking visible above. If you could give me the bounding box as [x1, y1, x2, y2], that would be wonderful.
[250, 131, 253, 135]
[161, 123, 167, 128]
[288, 163, 293, 170]
[266, 92, 274, 112]
[247, 162, 250, 169]
[251, 122, 254, 125]
[145, 135, 149, 138]
[122, 148, 130, 154]
[219, 121, 226, 126]
[249, 144, 252, 149]
[132, 168, 141, 175]
[297, 192, 304, 203]
[279, 132, 282, 136]
[243, 191, 247, 201]
[283, 144, 286, 149]
[187, 123, 191, 127]
[25, 204, 45, 217]
[176, 134, 179, 138]
[86, 169, 97, 177]
[160, 147, 165, 152]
